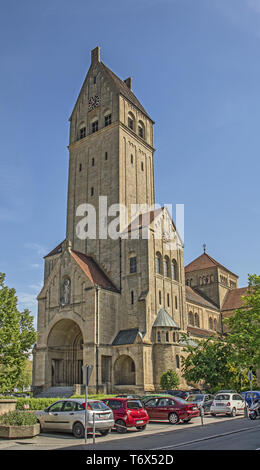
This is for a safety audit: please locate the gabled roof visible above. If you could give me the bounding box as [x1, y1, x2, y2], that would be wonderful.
[153, 308, 180, 329]
[185, 252, 238, 278]
[112, 328, 141, 346]
[185, 286, 219, 311]
[221, 287, 248, 311]
[122, 207, 163, 234]
[44, 240, 64, 258]
[70, 250, 119, 293]
[100, 62, 153, 121]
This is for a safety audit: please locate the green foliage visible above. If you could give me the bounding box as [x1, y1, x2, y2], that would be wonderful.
[224, 274, 260, 369]
[181, 334, 239, 391]
[160, 369, 180, 390]
[0, 410, 38, 426]
[0, 273, 37, 393]
[0, 395, 116, 410]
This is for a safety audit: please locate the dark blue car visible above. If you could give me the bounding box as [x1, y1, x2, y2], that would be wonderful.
[243, 391, 260, 407]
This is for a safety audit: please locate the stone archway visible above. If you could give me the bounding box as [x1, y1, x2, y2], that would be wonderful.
[47, 319, 83, 386]
[114, 355, 136, 386]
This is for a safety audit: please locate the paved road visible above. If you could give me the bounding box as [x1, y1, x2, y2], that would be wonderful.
[60, 417, 260, 451]
[1, 415, 259, 451]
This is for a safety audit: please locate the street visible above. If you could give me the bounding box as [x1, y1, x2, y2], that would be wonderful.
[0, 414, 259, 451]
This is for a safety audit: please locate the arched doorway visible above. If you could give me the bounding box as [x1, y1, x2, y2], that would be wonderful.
[114, 355, 136, 385]
[47, 319, 83, 386]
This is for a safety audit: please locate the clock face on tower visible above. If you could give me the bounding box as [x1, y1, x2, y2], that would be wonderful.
[88, 95, 100, 112]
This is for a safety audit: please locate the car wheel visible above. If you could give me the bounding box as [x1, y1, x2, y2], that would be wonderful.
[136, 425, 146, 431]
[168, 412, 179, 425]
[115, 419, 127, 433]
[231, 408, 236, 417]
[72, 422, 85, 439]
[100, 429, 111, 436]
[182, 419, 191, 423]
[249, 411, 257, 420]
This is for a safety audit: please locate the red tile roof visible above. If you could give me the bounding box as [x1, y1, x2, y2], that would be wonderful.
[71, 250, 119, 293]
[221, 287, 248, 311]
[187, 326, 216, 338]
[185, 252, 238, 277]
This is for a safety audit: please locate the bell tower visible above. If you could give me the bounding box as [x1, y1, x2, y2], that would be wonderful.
[66, 47, 155, 287]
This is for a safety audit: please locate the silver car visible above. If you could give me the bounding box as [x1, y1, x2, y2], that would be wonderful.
[36, 399, 114, 438]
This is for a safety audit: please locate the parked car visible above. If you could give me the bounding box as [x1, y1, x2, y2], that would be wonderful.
[243, 391, 260, 408]
[144, 395, 200, 424]
[166, 390, 195, 400]
[210, 393, 245, 417]
[116, 394, 142, 400]
[102, 397, 149, 433]
[36, 399, 114, 438]
[186, 394, 215, 413]
[141, 393, 171, 404]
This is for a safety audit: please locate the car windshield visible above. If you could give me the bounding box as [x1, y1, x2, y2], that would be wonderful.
[88, 401, 110, 411]
[173, 397, 189, 405]
[215, 394, 230, 401]
[186, 394, 203, 402]
[126, 400, 143, 409]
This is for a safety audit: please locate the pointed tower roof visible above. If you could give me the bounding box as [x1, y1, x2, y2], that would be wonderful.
[185, 252, 238, 278]
[153, 308, 180, 329]
[69, 46, 153, 122]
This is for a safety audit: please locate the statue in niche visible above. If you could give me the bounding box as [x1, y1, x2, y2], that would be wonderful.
[61, 278, 71, 306]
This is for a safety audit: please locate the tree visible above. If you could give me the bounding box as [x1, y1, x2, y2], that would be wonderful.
[0, 273, 37, 393]
[160, 369, 180, 390]
[181, 334, 240, 392]
[224, 274, 260, 370]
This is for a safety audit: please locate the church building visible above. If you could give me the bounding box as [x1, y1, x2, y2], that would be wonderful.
[32, 47, 247, 396]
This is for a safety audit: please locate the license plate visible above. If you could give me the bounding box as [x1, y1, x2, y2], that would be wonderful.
[136, 420, 144, 424]
[192, 407, 197, 410]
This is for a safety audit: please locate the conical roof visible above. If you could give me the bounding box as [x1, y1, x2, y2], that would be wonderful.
[153, 308, 180, 329]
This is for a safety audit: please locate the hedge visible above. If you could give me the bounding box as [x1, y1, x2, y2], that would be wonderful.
[0, 395, 116, 410]
[0, 410, 38, 426]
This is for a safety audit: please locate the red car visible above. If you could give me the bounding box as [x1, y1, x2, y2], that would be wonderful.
[102, 397, 149, 433]
[144, 395, 199, 424]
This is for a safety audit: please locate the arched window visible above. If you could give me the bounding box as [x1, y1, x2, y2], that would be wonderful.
[195, 313, 200, 327]
[176, 355, 180, 369]
[166, 331, 169, 342]
[158, 290, 162, 305]
[213, 318, 217, 331]
[131, 291, 134, 305]
[163, 256, 170, 277]
[104, 111, 112, 127]
[157, 331, 161, 342]
[78, 122, 86, 140]
[209, 317, 213, 330]
[155, 252, 162, 274]
[128, 112, 135, 131]
[138, 120, 145, 139]
[129, 252, 137, 273]
[171, 259, 178, 281]
[188, 311, 194, 326]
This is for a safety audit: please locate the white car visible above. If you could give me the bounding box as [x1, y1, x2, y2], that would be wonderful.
[210, 393, 245, 417]
[36, 398, 114, 438]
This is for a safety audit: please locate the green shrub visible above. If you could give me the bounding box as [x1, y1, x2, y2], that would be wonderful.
[160, 370, 180, 390]
[1, 395, 117, 410]
[0, 410, 38, 426]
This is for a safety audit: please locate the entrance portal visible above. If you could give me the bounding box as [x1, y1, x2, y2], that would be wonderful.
[47, 319, 83, 386]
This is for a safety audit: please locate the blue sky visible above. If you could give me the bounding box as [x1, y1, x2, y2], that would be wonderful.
[0, 0, 260, 325]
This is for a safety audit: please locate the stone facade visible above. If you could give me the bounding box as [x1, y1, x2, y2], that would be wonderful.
[32, 47, 251, 395]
